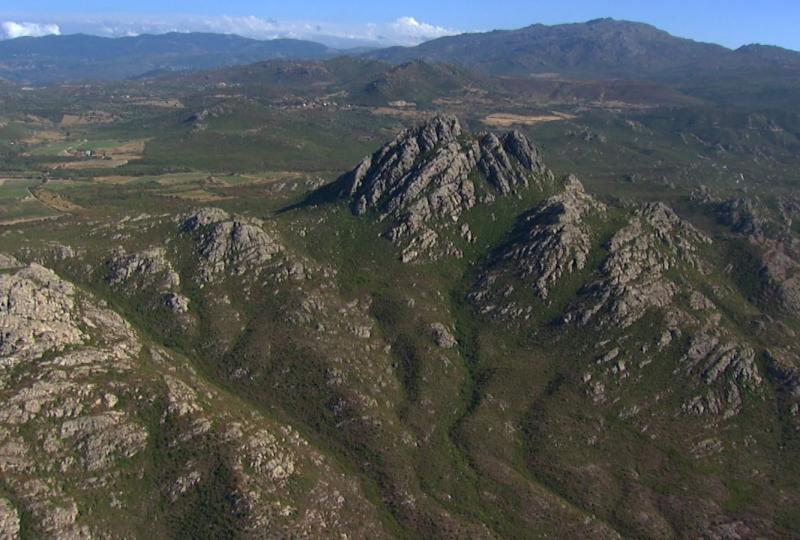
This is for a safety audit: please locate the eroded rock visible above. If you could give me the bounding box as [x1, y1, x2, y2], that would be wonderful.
[567, 203, 710, 328]
[182, 209, 283, 282]
[470, 175, 604, 319]
[334, 114, 552, 262]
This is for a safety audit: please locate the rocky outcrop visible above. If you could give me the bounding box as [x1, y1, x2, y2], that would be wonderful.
[181, 209, 283, 282]
[0, 264, 86, 366]
[430, 322, 457, 349]
[106, 247, 192, 316]
[470, 175, 605, 319]
[107, 246, 180, 291]
[0, 259, 387, 538]
[766, 347, 800, 428]
[181, 206, 230, 231]
[0, 262, 145, 537]
[0, 253, 21, 270]
[476, 129, 549, 194]
[758, 239, 800, 314]
[567, 202, 710, 328]
[715, 198, 764, 237]
[0, 498, 20, 539]
[336, 114, 552, 262]
[681, 330, 762, 418]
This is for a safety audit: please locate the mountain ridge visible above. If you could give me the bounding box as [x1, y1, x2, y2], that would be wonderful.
[2, 19, 800, 84]
[365, 18, 800, 79]
[0, 31, 340, 83]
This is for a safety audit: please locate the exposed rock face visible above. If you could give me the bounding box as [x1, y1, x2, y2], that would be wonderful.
[0, 262, 145, 538]
[164, 292, 190, 313]
[181, 206, 230, 231]
[0, 259, 387, 538]
[107, 247, 180, 291]
[470, 175, 605, 319]
[181, 209, 282, 282]
[476, 130, 549, 194]
[336, 114, 552, 262]
[758, 239, 800, 313]
[0, 264, 86, 366]
[0, 253, 21, 270]
[766, 348, 800, 428]
[0, 498, 20, 540]
[681, 330, 762, 418]
[716, 198, 764, 237]
[106, 247, 193, 320]
[567, 202, 710, 328]
[430, 322, 457, 349]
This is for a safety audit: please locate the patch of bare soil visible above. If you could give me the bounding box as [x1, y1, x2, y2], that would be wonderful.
[60, 111, 118, 126]
[0, 214, 62, 226]
[370, 107, 427, 120]
[31, 188, 82, 212]
[482, 112, 575, 127]
[22, 130, 65, 145]
[131, 98, 184, 108]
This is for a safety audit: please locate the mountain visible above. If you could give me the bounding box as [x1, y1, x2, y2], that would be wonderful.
[366, 18, 800, 80]
[5, 20, 800, 91]
[3, 114, 800, 537]
[0, 32, 338, 83]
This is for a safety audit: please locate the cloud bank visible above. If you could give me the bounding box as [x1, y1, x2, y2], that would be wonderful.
[1, 21, 61, 39]
[0, 14, 457, 46]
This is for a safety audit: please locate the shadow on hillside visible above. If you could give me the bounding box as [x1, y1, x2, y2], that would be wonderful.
[275, 175, 348, 215]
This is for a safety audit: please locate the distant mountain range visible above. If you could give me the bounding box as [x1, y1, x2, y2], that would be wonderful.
[0, 32, 343, 83]
[1, 19, 799, 85]
[366, 18, 800, 80]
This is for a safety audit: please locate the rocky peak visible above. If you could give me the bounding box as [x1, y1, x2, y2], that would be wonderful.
[567, 202, 711, 329]
[180, 208, 283, 282]
[340, 114, 466, 216]
[335, 114, 552, 262]
[470, 175, 606, 319]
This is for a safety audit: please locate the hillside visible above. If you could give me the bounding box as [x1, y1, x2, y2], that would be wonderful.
[0, 32, 337, 83]
[1, 13, 800, 538]
[2, 112, 799, 536]
[366, 18, 800, 81]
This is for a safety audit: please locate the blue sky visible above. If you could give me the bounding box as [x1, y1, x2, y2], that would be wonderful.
[2, 0, 799, 50]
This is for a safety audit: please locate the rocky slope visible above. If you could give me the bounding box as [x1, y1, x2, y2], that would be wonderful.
[333, 114, 553, 262]
[2, 114, 800, 538]
[0, 258, 386, 538]
[470, 174, 605, 318]
[567, 201, 711, 329]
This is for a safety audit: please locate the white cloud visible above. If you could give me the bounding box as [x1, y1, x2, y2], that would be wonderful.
[0, 14, 457, 47]
[0, 21, 61, 39]
[388, 17, 455, 43]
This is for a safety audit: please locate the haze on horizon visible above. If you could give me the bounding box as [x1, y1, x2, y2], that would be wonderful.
[1, 0, 798, 51]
